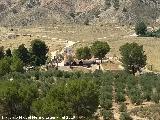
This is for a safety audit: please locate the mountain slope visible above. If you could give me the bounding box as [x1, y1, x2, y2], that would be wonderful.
[0, 0, 159, 26]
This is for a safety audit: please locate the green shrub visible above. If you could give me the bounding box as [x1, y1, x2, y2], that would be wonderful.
[119, 103, 127, 112]
[100, 99, 112, 110]
[130, 95, 143, 105]
[115, 87, 125, 94]
[145, 28, 160, 38]
[101, 85, 112, 93]
[143, 91, 151, 101]
[135, 21, 147, 36]
[128, 87, 143, 105]
[101, 110, 114, 120]
[54, 70, 63, 77]
[151, 92, 160, 103]
[116, 92, 126, 103]
[153, 28, 160, 37]
[120, 112, 132, 120]
[100, 91, 112, 100]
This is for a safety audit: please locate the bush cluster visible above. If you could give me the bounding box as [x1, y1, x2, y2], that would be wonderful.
[135, 21, 160, 38]
[114, 73, 126, 103]
[120, 112, 133, 120]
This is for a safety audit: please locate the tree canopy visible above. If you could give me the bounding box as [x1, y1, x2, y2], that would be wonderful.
[30, 39, 49, 66]
[91, 41, 110, 62]
[10, 55, 24, 73]
[119, 42, 147, 75]
[2, 80, 38, 117]
[32, 79, 99, 119]
[135, 21, 147, 36]
[0, 55, 24, 76]
[14, 44, 30, 65]
[76, 46, 92, 60]
[1, 69, 160, 119]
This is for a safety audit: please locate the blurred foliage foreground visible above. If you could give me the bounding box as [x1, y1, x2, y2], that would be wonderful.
[0, 69, 160, 120]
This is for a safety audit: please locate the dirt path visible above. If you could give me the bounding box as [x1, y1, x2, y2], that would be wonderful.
[100, 64, 105, 71]
[51, 40, 76, 59]
[50, 40, 78, 67]
[124, 93, 134, 110]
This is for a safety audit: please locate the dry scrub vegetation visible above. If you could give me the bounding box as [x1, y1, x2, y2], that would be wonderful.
[0, 24, 160, 71]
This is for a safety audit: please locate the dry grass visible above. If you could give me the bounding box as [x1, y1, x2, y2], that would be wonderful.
[0, 24, 160, 71]
[130, 104, 160, 120]
[101, 62, 122, 71]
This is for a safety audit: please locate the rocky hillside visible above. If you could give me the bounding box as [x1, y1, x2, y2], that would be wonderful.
[0, 0, 159, 26]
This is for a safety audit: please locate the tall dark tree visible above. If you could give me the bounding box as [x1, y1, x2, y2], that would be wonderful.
[76, 46, 92, 60]
[14, 44, 30, 65]
[6, 48, 12, 57]
[119, 42, 147, 75]
[91, 41, 110, 63]
[30, 39, 48, 66]
[0, 46, 4, 60]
